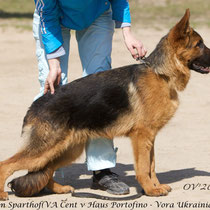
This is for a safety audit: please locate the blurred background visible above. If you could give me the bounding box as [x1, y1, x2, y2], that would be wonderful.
[0, 0, 210, 31]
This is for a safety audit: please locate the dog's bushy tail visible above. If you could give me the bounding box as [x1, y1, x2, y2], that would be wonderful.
[8, 166, 53, 197]
[8, 113, 66, 197]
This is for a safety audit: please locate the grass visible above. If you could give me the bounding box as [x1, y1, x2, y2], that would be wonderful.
[0, 0, 210, 30]
[130, 0, 210, 28]
[0, 0, 34, 14]
[0, 0, 34, 30]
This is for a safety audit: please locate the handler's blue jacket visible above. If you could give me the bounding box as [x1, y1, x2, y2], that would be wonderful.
[35, 0, 131, 54]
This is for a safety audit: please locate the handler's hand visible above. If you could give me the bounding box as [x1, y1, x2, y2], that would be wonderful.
[122, 27, 147, 59]
[44, 58, 61, 94]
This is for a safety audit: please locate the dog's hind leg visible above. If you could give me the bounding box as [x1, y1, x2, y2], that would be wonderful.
[0, 149, 55, 200]
[46, 143, 85, 194]
[0, 130, 80, 200]
[47, 178, 74, 194]
[129, 128, 169, 196]
[0, 153, 25, 200]
[8, 142, 85, 197]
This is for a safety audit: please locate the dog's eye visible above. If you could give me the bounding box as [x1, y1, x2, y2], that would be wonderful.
[196, 40, 204, 48]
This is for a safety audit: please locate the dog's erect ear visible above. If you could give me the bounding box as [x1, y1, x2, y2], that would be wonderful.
[169, 9, 191, 42]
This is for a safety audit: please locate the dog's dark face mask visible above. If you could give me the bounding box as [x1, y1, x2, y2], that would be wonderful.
[189, 41, 210, 74]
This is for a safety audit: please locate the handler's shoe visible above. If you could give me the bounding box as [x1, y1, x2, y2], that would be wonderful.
[91, 169, 130, 195]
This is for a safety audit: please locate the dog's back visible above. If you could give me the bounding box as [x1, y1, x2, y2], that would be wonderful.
[28, 65, 143, 129]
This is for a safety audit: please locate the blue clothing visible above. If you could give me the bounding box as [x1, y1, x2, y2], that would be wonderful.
[34, 0, 131, 54]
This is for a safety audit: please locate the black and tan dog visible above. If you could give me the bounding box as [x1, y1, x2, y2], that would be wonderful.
[0, 9, 210, 200]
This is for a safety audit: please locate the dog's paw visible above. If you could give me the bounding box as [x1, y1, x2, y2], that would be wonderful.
[145, 187, 169, 196]
[0, 192, 9, 201]
[56, 185, 74, 194]
[159, 184, 172, 192]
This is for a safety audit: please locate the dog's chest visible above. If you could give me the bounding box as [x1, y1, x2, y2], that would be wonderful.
[155, 93, 179, 129]
[141, 87, 179, 130]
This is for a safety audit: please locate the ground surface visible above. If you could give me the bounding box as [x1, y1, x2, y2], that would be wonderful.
[0, 19, 210, 210]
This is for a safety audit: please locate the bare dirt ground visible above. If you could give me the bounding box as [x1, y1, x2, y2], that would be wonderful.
[0, 23, 210, 210]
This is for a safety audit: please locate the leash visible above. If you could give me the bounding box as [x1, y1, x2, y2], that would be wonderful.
[136, 56, 150, 67]
[72, 191, 143, 200]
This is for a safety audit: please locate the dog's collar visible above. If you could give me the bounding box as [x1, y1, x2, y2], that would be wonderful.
[136, 56, 150, 66]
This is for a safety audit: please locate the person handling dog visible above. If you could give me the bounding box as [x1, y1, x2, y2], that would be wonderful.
[33, 0, 147, 195]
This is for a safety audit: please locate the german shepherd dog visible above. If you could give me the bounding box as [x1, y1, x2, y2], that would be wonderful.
[0, 9, 210, 200]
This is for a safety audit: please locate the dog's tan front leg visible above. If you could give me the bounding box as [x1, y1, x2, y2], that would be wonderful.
[130, 129, 168, 196]
[150, 145, 160, 186]
[150, 146, 171, 192]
